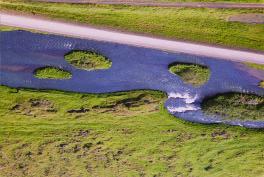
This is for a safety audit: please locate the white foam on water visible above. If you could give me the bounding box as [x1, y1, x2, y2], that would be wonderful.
[168, 92, 189, 99]
[168, 92, 198, 104]
[185, 94, 198, 104]
[167, 92, 200, 113]
[167, 105, 200, 113]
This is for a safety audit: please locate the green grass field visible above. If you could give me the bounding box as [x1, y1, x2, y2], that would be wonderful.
[1, 85, 264, 177]
[1, 0, 264, 51]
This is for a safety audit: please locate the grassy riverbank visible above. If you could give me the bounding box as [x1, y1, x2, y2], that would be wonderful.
[1, 85, 264, 177]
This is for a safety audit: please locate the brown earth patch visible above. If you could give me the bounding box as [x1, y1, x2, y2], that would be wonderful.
[10, 98, 57, 117]
[92, 94, 161, 116]
[67, 107, 90, 114]
[211, 130, 230, 140]
[228, 14, 264, 24]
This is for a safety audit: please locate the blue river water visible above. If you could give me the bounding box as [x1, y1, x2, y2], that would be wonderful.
[1, 31, 263, 128]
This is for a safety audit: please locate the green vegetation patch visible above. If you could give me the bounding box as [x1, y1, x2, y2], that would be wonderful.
[260, 81, 264, 88]
[34, 67, 72, 79]
[169, 63, 210, 86]
[244, 62, 264, 88]
[244, 62, 264, 71]
[0, 25, 21, 31]
[0, 25, 48, 34]
[65, 50, 111, 70]
[202, 93, 264, 121]
[1, 0, 264, 51]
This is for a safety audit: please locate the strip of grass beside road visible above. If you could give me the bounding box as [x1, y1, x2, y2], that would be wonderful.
[1, 0, 264, 51]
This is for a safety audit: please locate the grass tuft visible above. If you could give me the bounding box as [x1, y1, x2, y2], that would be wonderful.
[65, 50, 111, 70]
[169, 63, 210, 86]
[34, 67, 72, 79]
[202, 92, 264, 121]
